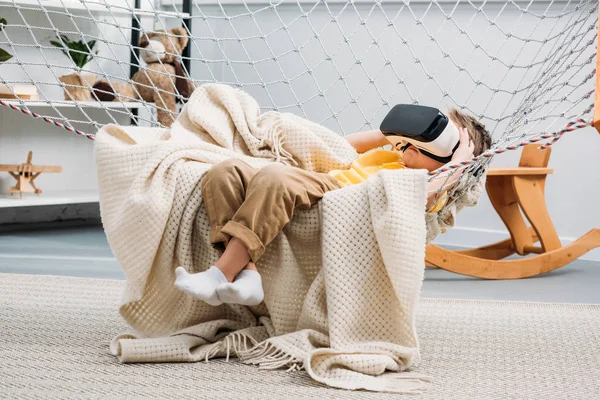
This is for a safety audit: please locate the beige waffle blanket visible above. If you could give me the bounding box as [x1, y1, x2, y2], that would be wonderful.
[95, 83, 480, 393]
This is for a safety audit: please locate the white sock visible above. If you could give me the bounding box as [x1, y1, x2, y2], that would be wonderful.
[174, 265, 227, 306]
[217, 269, 264, 306]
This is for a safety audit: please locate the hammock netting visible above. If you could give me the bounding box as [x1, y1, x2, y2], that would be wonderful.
[0, 0, 597, 207]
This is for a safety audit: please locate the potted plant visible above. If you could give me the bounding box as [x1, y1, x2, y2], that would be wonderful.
[0, 17, 12, 63]
[50, 34, 98, 101]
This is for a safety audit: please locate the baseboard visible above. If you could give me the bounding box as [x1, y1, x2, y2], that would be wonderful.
[434, 226, 600, 263]
[0, 202, 101, 226]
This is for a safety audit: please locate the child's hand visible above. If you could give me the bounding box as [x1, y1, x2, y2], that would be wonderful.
[451, 127, 475, 163]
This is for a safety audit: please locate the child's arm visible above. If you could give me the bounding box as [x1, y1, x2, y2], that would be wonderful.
[344, 127, 475, 213]
[426, 127, 475, 211]
[344, 130, 389, 153]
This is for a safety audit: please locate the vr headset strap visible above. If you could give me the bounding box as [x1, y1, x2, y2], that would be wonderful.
[400, 141, 460, 164]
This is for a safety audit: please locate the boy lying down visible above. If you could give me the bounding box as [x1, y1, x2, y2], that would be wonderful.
[175, 104, 492, 306]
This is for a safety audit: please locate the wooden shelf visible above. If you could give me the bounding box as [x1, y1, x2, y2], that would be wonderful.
[1, 100, 146, 109]
[0, 0, 190, 18]
[0, 190, 98, 208]
[0, 1, 191, 218]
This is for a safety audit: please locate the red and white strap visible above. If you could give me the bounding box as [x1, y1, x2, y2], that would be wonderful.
[0, 99, 95, 141]
[429, 118, 591, 177]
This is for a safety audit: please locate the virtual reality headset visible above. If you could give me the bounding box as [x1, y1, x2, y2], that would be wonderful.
[380, 104, 460, 163]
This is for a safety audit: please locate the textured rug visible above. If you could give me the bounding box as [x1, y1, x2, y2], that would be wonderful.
[1, 273, 599, 400]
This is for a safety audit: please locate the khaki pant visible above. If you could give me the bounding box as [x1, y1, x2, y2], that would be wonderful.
[202, 159, 342, 262]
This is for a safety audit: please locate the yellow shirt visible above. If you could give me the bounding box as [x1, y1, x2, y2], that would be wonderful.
[328, 149, 447, 213]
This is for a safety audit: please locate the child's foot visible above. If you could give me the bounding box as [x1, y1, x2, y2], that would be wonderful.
[217, 269, 264, 306]
[174, 265, 227, 306]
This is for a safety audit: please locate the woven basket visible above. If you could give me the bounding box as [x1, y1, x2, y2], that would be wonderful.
[59, 72, 96, 101]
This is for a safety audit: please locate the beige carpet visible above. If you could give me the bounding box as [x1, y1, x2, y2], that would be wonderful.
[1, 273, 599, 400]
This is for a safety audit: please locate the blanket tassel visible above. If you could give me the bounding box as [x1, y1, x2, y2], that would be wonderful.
[204, 332, 258, 363]
[238, 341, 303, 371]
[259, 114, 298, 167]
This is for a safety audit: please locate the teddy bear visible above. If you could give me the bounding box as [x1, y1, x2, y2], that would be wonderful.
[92, 27, 195, 127]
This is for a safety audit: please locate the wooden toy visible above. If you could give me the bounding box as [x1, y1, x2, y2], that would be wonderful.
[0, 152, 62, 198]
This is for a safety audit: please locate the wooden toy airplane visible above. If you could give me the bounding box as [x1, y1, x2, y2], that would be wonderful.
[0, 151, 62, 198]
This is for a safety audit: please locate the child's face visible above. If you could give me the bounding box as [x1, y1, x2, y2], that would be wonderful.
[402, 146, 446, 172]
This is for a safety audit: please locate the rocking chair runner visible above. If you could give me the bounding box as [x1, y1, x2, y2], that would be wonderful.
[425, 144, 600, 279]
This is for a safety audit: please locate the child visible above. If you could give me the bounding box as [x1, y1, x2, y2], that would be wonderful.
[174, 107, 492, 306]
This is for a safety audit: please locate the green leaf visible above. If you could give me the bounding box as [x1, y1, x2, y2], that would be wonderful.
[0, 48, 13, 62]
[0, 17, 7, 32]
[77, 53, 88, 68]
[72, 53, 83, 68]
[51, 34, 96, 68]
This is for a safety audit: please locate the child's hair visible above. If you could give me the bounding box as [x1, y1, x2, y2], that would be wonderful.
[447, 108, 492, 156]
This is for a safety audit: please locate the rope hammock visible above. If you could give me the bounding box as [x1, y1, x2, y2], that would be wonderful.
[0, 0, 597, 207]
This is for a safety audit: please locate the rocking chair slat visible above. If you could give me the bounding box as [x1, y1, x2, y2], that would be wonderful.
[486, 167, 553, 176]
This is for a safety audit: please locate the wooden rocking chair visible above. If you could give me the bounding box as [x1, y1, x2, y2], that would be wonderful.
[425, 144, 600, 279]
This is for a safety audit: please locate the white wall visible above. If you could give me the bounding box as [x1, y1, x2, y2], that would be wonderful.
[0, 0, 598, 260]
[186, 0, 600, 260]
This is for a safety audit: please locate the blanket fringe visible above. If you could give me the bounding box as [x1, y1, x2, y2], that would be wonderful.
[204, 331, 259, 363]
[238, 340, 303, 371]
[258, 113, 298, 167]
[225, 331, 258, 361]
[204, 341, 222, 363]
